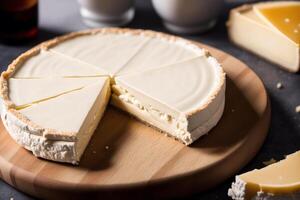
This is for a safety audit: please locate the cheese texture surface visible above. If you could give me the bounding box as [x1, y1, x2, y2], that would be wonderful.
[228, 151, 300, 200]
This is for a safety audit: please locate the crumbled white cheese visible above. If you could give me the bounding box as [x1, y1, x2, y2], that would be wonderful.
[296, 105, 300, 113]
[276, 82, 283, 89]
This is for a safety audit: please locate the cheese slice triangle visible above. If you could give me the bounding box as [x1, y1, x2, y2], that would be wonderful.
[227, 2, 300, 72]
[18, 77, 110, 164]
[254, 2, 300, 45]
[8, 77, 105, 108]
[13, 50, 106, 78]
[50, 33, 150, 75]
[113, 56, 225, 144]
[116, 37, 203, 75]
[228, 151, 300, 200]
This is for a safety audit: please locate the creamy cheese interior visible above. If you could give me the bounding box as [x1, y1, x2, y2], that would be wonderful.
[112, 56, 225, 144]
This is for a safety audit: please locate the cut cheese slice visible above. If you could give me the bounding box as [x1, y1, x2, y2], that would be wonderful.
[112, 56, 225, 144]
[7, 77, 103, 108]
[50, 33, 150, 75]
[254, 2, 300, 44]
[12, 50, 106, 78]
[116, 37, 204, 75]
[227, 2, 300, 72]
[5, 78, 111, 164]
[228, 151, 300, 200]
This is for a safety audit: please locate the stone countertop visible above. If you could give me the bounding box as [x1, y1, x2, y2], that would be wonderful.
[0, 0, 299, 199]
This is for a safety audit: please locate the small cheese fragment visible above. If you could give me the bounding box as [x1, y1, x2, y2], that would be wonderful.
[18, 78, 110, 164]
[228, 151, 300, 200]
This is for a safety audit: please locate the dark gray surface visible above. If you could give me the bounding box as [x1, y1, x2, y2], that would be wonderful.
[0, 0, 299, 199]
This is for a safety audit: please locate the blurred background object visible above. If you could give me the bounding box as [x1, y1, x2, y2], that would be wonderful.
[152, 0, 224, 34]
[77, 0, 135, 28]
[0, 0, 38, 43]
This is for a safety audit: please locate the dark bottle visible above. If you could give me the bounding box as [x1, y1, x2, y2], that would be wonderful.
[0, 0, 38, 43]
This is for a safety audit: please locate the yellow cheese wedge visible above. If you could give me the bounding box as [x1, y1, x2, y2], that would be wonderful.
[227, 1, 300, 72]
[228, 151, 300, 200]
[254, 2, 300, 45]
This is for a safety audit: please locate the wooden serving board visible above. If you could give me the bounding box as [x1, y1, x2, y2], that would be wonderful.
[0, 43, 270, 199]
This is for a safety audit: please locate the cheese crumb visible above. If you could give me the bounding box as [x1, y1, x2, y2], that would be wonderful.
[10, 198, 14, 200]
[276, 82, 283, 89]
[105, 146, 109, 150]
[295, 105, 300, 113]
[263, 158, 277, 166]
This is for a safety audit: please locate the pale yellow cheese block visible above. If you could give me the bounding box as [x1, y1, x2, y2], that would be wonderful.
[227, 1, 300, 72]
[228, 151, 300, 200]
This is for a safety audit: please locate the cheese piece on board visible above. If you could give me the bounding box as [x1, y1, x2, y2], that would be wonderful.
[227, 1, 300, 72]
[228, 151, 300, 200]
[2, 78, 111, 164]
[113, 56, 225, 145]
[0, 28, 226, 164]
[116, 37, 204, 75]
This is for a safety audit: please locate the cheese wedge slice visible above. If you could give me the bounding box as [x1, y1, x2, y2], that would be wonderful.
[49, 32, 150, 75]
[116, 37, 204, 75]
[48, 30, 204, 76]
[1, 78, 111, 164]
[228, 151, 300, 200]
[227, 2, 300, 72]
[11, 50, 106, 78]
[6, 77, 103, 108]
[112, 56, 225, 144]
[254, 2, 300, 45]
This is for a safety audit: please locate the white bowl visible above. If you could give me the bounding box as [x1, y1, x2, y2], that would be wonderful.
[152, 0, 224, 34]
[78, 0, 135, 27]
